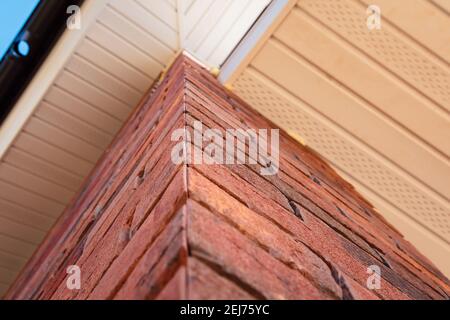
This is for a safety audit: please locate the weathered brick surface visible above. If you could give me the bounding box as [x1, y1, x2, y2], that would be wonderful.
[5, 54, 449, 300]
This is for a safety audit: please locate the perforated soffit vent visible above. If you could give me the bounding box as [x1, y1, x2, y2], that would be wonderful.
[221, 0, 450, 277]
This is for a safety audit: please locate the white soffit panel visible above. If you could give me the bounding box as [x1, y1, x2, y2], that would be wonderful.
[0, 0, 271, 296]
[222, 0, 450, 276]
[179, 0, 270, 67]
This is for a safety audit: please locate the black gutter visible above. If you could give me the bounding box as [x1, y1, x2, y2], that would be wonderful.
[0, 0, 84, 123]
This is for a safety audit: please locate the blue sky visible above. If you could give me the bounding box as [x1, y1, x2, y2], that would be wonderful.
[0, 0, 40, 59]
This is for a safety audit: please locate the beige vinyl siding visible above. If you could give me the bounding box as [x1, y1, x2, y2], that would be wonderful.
[228, 0, 450, 276]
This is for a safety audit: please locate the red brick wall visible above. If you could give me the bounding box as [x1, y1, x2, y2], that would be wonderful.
[6, 54, 449, 299]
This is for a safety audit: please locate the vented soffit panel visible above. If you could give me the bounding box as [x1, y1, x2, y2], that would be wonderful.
[220, 0, 450, 277]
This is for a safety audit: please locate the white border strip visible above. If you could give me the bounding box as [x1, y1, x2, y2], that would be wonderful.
[218, 0, 292, 84]
[0, 0, 109, 160]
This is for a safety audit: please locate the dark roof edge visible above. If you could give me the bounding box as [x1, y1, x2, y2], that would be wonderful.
[0, 0, 85, 123]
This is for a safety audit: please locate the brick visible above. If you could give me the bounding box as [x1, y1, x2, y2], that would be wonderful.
[114, 211, 187, 300]
[156, 267, 186, 300]
[187, 199, 334, 299]
[187, 257, 254, 300]
[88, 173, 187, 299]
[7, 53, 448, 301]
